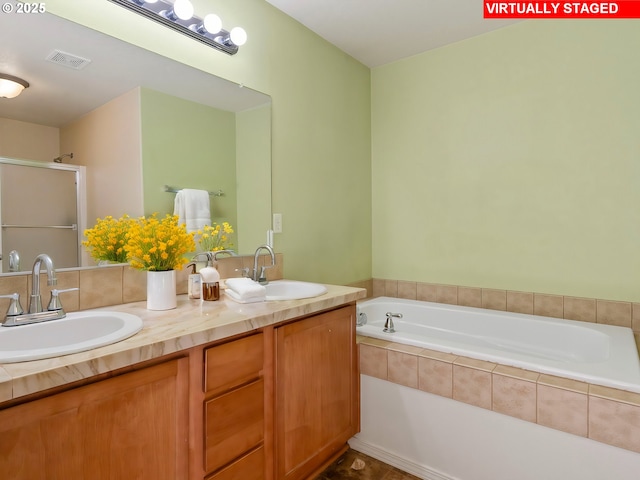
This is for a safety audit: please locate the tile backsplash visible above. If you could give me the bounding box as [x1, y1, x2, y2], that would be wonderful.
[0, 253, 283, 315]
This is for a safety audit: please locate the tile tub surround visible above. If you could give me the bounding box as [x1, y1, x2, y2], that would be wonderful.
[358, 336, 640, 455]
[366, 278, 640, 347]
[0, 283, 365, 404]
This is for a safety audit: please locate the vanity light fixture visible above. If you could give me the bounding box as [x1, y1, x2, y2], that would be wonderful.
[108, 0, 247, 55]
[0, 73, 29, 99]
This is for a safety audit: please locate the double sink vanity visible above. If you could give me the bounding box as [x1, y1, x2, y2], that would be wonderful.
[0, 279, 366, 480]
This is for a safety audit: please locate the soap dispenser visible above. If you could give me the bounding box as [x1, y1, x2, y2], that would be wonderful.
[200, 254, 221, 301]
[186, 262, 201, 299]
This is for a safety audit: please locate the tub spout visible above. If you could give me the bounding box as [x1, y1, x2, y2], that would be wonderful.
[384, 312, 402, 333]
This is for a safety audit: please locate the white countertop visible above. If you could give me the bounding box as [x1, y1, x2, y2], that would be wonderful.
[0, 284, 366, 404]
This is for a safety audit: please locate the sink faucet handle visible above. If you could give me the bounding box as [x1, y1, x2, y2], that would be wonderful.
[47, 288, 79, 312]
[0, 293, 24, 317]
[236, 267, 250, 278]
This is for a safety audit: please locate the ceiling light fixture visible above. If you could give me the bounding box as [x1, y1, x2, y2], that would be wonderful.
[108, 0, 247, 55]
[0, 73, 29, 99]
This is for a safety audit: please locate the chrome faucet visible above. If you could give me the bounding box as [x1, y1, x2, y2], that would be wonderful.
[29, 253, 57, 314]
[8, 250, 20, 272]
[252, 244, 276, 285]
[383, 312, 402, 333]
[0, 254, 77, 327]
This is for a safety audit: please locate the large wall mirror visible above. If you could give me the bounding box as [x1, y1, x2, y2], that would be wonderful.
[0, 11, 271, 273]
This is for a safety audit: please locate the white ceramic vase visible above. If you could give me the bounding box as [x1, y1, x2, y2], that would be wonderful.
[146, 270, 177, 310]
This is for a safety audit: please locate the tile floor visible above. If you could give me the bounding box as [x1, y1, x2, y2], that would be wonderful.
[315, 449, 421, 480]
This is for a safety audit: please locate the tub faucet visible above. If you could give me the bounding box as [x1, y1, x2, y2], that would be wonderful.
[252, 244, 275, 285]
[384, 312, 402, 333]
[29, 253, 57, 314]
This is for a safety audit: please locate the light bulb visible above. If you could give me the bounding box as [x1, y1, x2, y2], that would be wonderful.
[230, 27, 247, 46]
[202, 14, 222, 34]
[173, 0, 193, 20]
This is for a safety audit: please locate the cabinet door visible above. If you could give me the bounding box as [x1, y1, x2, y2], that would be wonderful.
[0, 358, 189, 480]
[275, 306, 358, 480]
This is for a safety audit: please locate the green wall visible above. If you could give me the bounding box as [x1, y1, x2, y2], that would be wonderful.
[372, 21, 640, 302]
[48, 0, 372, 285]
[140, 88, 238, 245]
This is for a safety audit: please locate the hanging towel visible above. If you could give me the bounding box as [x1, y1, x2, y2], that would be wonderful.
[173, 189, 211, 233]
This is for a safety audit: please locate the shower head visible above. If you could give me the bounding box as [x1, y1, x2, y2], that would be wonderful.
[53, 152, 74, 163]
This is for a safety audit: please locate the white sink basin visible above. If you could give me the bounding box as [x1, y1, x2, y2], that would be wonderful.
[0, 311, 143, 363]
[264, 280, 328, 301]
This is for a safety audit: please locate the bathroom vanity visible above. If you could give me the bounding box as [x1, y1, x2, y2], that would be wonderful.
[0, 285, 365, 480]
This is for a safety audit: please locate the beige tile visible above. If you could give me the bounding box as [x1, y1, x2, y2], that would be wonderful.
[359, 344, 388, 380]
[123, 267, 146, 303]
[482, 289, 506, 311]
[397, 281, 417, 300]
[534, 293, 563, 319]
[563, 296, 596, 323]
[633, 303, 640, 334]
[358, 336, 393, 349]
[418, 348, 458, 363]
[419, 357, 453, 398]
[384, 280, 398, 298]
[493, 365, 539, 382]
[597, 300, 632, 328]
[388, 351, 418, 388]
[453, 364, 492, 409]
[216, 255, 245, 279]
[589, 396, 640, 453]
[435, 284, 457, 305]
[79, 267, 123, 309]
[387, 342, 423, 355]
[372, 279, 386, 298]
[458, 287, 482, 308]
[506, 291, 533, 315]
[492, 374, 537, 422]
[454, 356, 497, 373]
[537, 374, 588, 394]
[589, 384, 640, 407]
[416, 283, 437, 302]
[537, 384, 587, 437]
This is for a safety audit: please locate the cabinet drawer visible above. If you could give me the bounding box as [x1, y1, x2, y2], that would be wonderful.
[205, 378, 264, 474]
[205, 446, 264, 480]
[204, 333, 263, 394]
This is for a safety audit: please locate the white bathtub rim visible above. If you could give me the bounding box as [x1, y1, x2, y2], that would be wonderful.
[357, 296, 640, 394]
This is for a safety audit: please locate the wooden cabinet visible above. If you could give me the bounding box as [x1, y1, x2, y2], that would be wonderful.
[202, 332, 266, 480]
[0, 301, 359, 480]
[275, 305, 359, 480]
[0, 357, 189, 480]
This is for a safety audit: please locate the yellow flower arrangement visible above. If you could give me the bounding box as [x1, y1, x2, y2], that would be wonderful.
[197, 222, 234, 252]
[124, 213, 196, 271]
[83, 215, 135, 264]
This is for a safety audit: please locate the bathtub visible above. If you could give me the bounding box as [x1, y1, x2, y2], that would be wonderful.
[356, 296, 640, 393]
[352, 297, 640, 480]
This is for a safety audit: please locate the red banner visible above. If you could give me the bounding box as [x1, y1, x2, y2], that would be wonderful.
[484, 1, 640, 18]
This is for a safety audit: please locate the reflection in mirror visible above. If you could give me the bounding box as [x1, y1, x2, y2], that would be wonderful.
[0, 12, 271, 273]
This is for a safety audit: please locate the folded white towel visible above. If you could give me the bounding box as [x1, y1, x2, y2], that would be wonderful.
[225, 289, 265, 304]
[173, 189, 211, 233]
[225, 277, 266, 301]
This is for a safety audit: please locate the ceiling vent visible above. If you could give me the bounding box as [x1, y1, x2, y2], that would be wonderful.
[45, 50, 92, 70]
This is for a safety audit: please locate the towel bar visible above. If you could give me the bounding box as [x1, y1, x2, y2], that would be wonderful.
[163, 185, 223, 196]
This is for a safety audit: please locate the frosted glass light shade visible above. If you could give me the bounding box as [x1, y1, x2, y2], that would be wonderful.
[0, 74, 29, 98]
